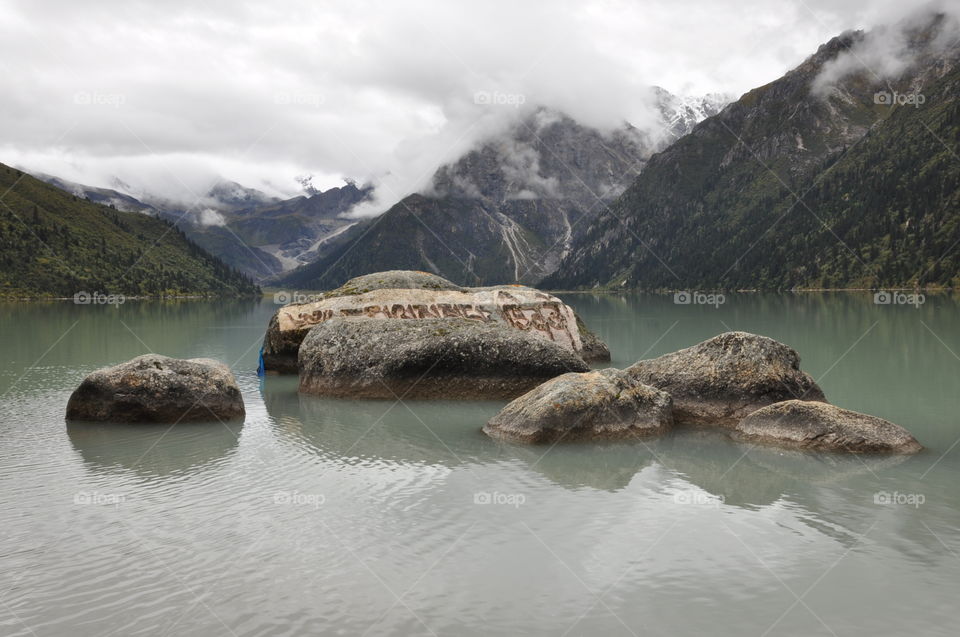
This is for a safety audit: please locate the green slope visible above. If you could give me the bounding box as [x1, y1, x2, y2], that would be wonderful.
[545, 18, 960, 291]
[0, 163, 260, 298]
[742, 71, 960, 289]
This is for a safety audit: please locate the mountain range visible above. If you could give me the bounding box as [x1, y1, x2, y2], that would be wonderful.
[276, 91, 729, 289]
[32, 173, 371, 281]
[28, 87, 726, 289]
[12, 10, 960, 295]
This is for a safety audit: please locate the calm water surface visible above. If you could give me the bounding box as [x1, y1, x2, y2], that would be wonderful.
[2, 293, 959, 636]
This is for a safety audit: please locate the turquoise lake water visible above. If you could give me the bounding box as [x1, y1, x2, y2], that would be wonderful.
[1, 293, 959, 636]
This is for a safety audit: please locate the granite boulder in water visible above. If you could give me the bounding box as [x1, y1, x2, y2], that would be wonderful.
[66, 354, 245, 423]
[262, 270, 609, 373]
[483, 368, 673, 443]
[262, 270, 463, 373]
[297, 317, 589, 399]
[733, 400, 922, 453]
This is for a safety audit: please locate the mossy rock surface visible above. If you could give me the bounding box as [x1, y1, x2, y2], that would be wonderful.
[627, 331, 825, 427]
[298, 317, 588, 399]
[262, 270, 609, 372]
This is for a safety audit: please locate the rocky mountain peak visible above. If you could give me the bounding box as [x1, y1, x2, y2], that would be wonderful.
[276, 89, 732, 289]
[651, 87, 733, 144]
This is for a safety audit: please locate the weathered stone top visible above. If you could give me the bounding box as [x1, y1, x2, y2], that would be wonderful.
[76, 354, 237, 387]
[335, 270, 464, 294]
[628, 331, 824, 401]
[484, 368, 673, 443]
[278, 286, 584, 354]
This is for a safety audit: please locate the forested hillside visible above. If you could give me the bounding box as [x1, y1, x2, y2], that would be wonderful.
[0, 164, 259, 298]
[545, 16, 960, 290]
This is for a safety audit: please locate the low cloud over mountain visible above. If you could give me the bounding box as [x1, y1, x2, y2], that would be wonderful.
[0, 0, 937, 213]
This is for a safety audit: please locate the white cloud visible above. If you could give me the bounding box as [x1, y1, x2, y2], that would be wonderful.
[0, 0, 947, 212]
[813, 0, 960, 94]
[197, 208, 227, 227]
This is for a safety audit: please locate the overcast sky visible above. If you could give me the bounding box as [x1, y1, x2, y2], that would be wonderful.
[0, 0, 948, 210]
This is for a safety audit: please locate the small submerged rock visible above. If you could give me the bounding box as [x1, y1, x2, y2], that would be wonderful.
[733, 400, 922, 453]
[483, 368, 673, 443]
[627, 331, 825, 427]
[66, 354, 245, 423]
[297, 317, 589, 400]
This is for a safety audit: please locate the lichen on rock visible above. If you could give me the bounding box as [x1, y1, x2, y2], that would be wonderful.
[733, 400, 922, 453]
[627, 331, 825, 427]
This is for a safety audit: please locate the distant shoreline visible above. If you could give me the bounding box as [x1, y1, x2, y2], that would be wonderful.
[1, 286, 953, 302]
[0, 293, 262, 302]
[546, 287, 952, 294]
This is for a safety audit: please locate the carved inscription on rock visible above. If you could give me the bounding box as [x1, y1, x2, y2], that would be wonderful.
[277, 288, 583, 353]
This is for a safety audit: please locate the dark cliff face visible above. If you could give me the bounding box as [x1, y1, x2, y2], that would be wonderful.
[432, 110, 654, 207]
[277, 98, 724, 290]
[544, 13, 960, 291]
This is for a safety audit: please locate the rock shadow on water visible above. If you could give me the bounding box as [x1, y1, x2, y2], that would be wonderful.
[286, 385, 659, 492]
[495, 439, 658, 492]
[263, 374, 662, 490]
[66, 419, 243, 478]
[258, 376, 916, 508]
[655, 428, 913, 511]
[260, 376, 499, 466]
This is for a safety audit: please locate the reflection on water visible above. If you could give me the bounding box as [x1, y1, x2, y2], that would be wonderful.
[262, 374, 499, 466]
[66, 420, 243, 477]
[0, 297, 265, 396]
[654, 428, 914, 508]
[2, 295, 960, 636]
[259, 371, 916, 511]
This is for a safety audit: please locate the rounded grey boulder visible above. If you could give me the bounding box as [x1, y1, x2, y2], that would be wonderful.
[66, 354, 245, 423]
[627, 331, 825, 427]
[733, 400, 922, 453]
[484, 368, 673, 443]
[298, 317, 589, 399]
